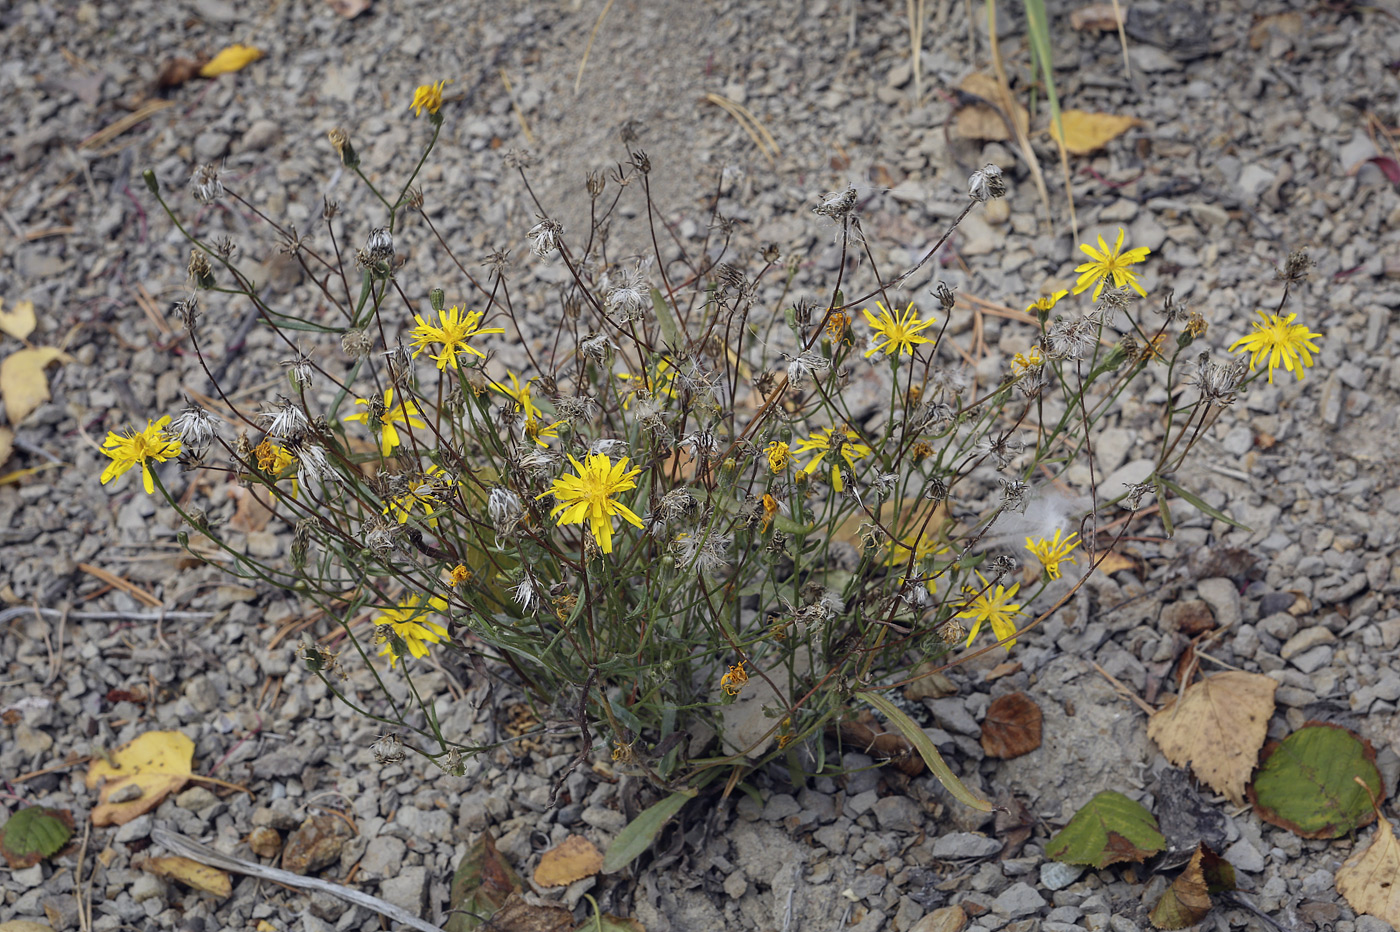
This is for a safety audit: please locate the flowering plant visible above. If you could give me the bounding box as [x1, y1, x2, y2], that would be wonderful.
[109, 84, 1320, 810]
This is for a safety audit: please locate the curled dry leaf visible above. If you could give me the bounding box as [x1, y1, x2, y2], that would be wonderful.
[84, 730, 195, 826]
[980, 692, 1042, 759]
[142, 855, 233, 898]
[2, 346, 70, 426]
[1335, 813, 1400, 927]
[955, 73, 1029, 142]
[1049, 110, 1144, 155]
[1070, 3, 1124, 31]
[155, 57, 209, 90]
[199, 44, 264, 78]
[1149, 843, 1236, 930]
[1147, 671, 1276, 806]
[0, 298, 37, 340]
[532, 834, 602, 888]
[480, 893, 573, 932]
[831, 712, 925, 777]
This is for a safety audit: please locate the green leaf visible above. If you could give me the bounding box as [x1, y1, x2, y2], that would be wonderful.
[1045, 790, 1165, 868]
[1249, 723, 1384, 839]
[0, 806, 74, 869]
[857, 690, 993, 812]
[601, 788, 695, 873]
[1159, 477, 1250, 531]
[444, 833, 521, 932]
[650, 288, 681, 349]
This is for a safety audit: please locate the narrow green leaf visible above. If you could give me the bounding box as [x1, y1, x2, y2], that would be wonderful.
[1045, 790, 1165, 868]
[601, 788, 696, 873]
[650, 288, 681, 349]
[1159, 477, 1250, 531]
[1158, 491, 1175, 537]
[857, 690, 993, 811]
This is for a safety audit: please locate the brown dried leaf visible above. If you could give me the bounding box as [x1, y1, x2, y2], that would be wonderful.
[1336, 814, 1400, 927]
[955, 73, 1029, 143]
[483, 893, 573, 932]
[532, 834, 602, 888]
[904, 663, 958, 700]
[227, 484, 275, 533]
[1149, 843, 1234, 929]
[1147, 672, 1276, 805]
[155, 57, 210, 90]
[143, 855, 233, 898]
[980, 693, 1043, 759]
[1070, 3, 1124, 31]
[325, 0, 371, 17]
[832, 714, 925, 777]
[1248, 11, 1302, 50]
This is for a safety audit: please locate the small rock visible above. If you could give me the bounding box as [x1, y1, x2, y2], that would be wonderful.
[580, 805, 626, 834]
[175, 786, 220, 813]
[842, 753, 881, 795]
[241, 119, 280, 151]
[130, 873, 165, 903]
[1196, 578, 1241, 630]
[723, 871, 748, 898]
[1318, 372, 1344, 428]
[1280, 626, 1335, 660]
[872, 795, 923, 833]
[932, 832, 1002, 859]
[1040, 860, 1085, 890]
[107, 782, 144, 804]
[1224, 837, 1266, 872]
[379, 865, 428, 916]
[1289, 645, 1334, 674]
[114, 814, 153, 844]
[12, 863, 46, 888]
[282, 815, 352, 874]
[361, 835, 406, 877]
[1222, 426, 1253, 456]
[253, 738, 326, 779]
[248, 826, 282, 859]
[193, 130, 231, 162]
[44, 894, 81, 929]
[911, 905, 967, 932]
[1236, 164, 1275, 199]
[14, 725, 53, 755]
[927, 698, 981, 737]
[762, 794, 800, 821]
[846, 789, 879, 818]
[993, 881, 1046, 918]
[1160, 600, 1215, 635]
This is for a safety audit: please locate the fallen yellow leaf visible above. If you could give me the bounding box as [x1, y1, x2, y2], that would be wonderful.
[256, 922, 278, 932]
[1, 347, 70, 426]
[533, 834, 603, 887]
[143, 855, 233, 898]
[200, 44, 264, 78]
[1336, 813, 1400, 927]
[955, 73, 1029, 143]
[0, 427, 12, 469]
[0, 299, 36, 340]
[85, 731, 195, 826]
[1049, 110, 1144, 156]
[1147, 671, 1277, 806]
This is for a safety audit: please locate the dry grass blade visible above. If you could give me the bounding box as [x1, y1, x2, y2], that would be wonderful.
[76, 562, 162, 607]
[1023, 0, 1079, 239]
[499, 68, 536, 145]
[79, 100, 174, 150]
[1110, 0, 1132, 79]
[703, 93, 779, 164]
[987, 0, 1052, 230]
[574, 0, 616, 95]
[907, 0, 926, 102]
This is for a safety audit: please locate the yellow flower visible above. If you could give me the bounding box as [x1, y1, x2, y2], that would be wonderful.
[99, 416, 182, 494]
[884, 533, 944, 568]
[538, 453, 644, 555]
[411, 79, 447, 117]
[862, 300, 935, 359]
[720, 662, 749, 696]
[384, 465, 452, 526]
[1025, 529, 1080, 580]
[826, 311, 852, 345]
[447, 564, 472, 586]
[524, 416, 564, 448]
[1011, 347, 1043, 376]
[957, 571, 1022, 651]
[793, 425, 871, 493]
[1227, 310, 1323, 383]
[345, 387, 427, 456]
[765, 440, 790, 473]
[761, 493, 782, 530]
[254, 439, 295, 475]
[617, 358, 678, 408]
[492, 372, 543, 419]
[408, 305, 503, 370]
[1072, 228, 1150, 299]
[1026, 289, 1069, 315]
[375, 595, 450, 668]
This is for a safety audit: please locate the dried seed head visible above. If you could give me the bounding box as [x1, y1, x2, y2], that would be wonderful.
[171, 402, 216, 451]
[998, 478, 1029, 513]
[1279, 249, 1312, 284]
[327, 127, 359, 168]
[968, 163, 1006, 202]
[503, 148, 534, 170]
[406, 186, 424, 210]
[188, 249, 215, 289]
[488, 487, 525, 534]
[619, 120, 644, 145]
[630, 149, 651, 174]
[366, 228, 394, 263]
[813, 185, 857, 220]
[527, 219, 562, 258]
[932, 281, 957, 311]
[1192, 354, 1249, 407]
[585, 171, 606, 199]
[371, 734, 406, 764]
[281, 347, 315, 391]
[341, 328, 374, 358]
[172, 292, 201, 333]
[1124, 480, 1157, 511]
[761, 242, 781, 262]
[190, 163, 224, 204]
[213, 236, 237, 260]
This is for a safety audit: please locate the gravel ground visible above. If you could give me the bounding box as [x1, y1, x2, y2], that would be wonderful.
[3, 1, 1400, 930]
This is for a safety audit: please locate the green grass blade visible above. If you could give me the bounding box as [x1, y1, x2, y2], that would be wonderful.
[858, 690, 993, 811]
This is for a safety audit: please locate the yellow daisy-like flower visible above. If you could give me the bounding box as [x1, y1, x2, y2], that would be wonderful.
[793, 425, 871, 493]
[1011, 347, 1044, 376]
[523, 416, 564, 448]
[409, 305, 504, 370]
[1026, 289, 1069, 315]
[447, 564, 472, 586]
[384, 465, 453, 526]
[410, 79, 447, 118]
[765, 440, 791, 473]
[537, 453, 644, 555]
[1072, 228, 1150, 299]
[617, 358, 679, 408]
[862, 300, 935, 359]
[957, 571, 1023, 651]
[720, 661, 749, 696]
[884, 533, 945, 568]
[1025, 529, 1080, 580]
[344, 387, 427, 456]
[99, 416, 182, 494]
[375, 595, 450, 668]
[1227, 310, 1323, 384]
[492, 372, 544, 420]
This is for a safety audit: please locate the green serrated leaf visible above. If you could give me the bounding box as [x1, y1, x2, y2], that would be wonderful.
[857, 690, 993, 812]
[1159, 477, 1250, 531]
[601, 788, 695, 873]
[0, 806, 74, 869]
[1249, 723, 1384, 839]
[1045, 790, 1165, 868]
[650, 288, 681, 349]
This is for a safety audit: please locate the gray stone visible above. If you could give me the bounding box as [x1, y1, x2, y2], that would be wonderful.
[723, 870, 747, 898]
[360, 835, 405, 878]
[762, 793, 800, 821]
[846, 789, 879, 817]
[12, 863, 46, 888]
[928, 698, 981, 737]
[193, 130, 231, 162]
[872, 795, 923, 833]
[580, 805, 626, 834]
[993, 881, 1047, 918]
[1040, 860, 1085, 890]
[379, 865, 428, 917]
[1224, 837, 1266, 872]
[175, 786, 220, 813]
[1319, 371, 1344, 428]
[1196, 578, 1241, 630]
[1280, 626, 1335, 660]
[843, 752, 881, 794]
[241, 119, 280, 151]
[1222, 426, 1253, 456]
[114, 813, 153, 843]
[932, 832, 1003, 859]
[1290, 645, 1334, 674]
[253, 738, 326, 778]
[130, 873, 165, 903]
[1237, 164, 1275, 199]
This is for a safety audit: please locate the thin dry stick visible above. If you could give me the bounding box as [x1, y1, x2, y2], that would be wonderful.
[1090, 660, 1155, 715]
[704, 93, 780, 164]
[907, 0, 926, 102]
[498, 68, 536, 145]
[574, 0, 616, 95]
[1110, 0, 1132, 80]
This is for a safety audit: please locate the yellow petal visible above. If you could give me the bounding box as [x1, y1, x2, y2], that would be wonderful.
[200, 44, 264, 78]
